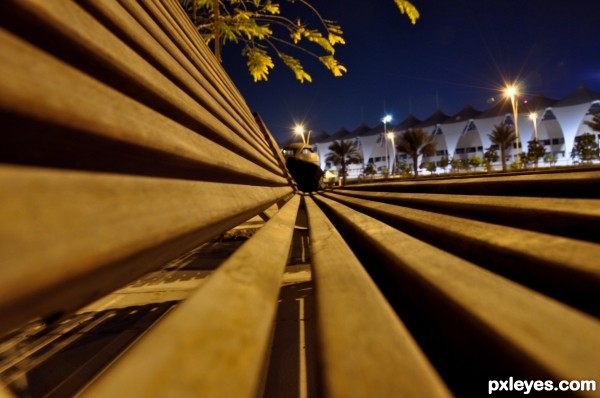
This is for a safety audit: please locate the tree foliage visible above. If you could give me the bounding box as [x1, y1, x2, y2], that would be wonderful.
[325, 139, 363, 185]
[438, 155, 450, 170]
[527, 139, 545, 168]
[363, 162, 377, 177]
[488, 124, 516, 172]
[573, 133, 599, 163]
[469, 155, 483, 170]
[483, 147, 499, 171]
[425, 161, 437, 174]
[584, 112, 600, 133]
[180, 0, 419, 82]
[396, 128, 436, 177]
[450, 157, 463, 172]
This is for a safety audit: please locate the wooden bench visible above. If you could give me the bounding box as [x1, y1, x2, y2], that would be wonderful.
[1, 1, 599, 397]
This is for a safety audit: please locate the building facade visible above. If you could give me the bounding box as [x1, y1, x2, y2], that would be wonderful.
[306, 86, 600, 179]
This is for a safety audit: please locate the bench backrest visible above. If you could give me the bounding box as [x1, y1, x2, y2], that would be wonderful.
[0, 0, 294, 335]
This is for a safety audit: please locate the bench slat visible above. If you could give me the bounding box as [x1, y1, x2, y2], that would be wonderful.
[0, 165, 293, 335]
[335, 189, 600, 241]
[136, 0, 271, 146]
[321, 191, 600, 314]
[83, 0, 277, 165]
[0, 28, 286, 185]
[345, 170, 600, 198]
[305, 196, 451, 398]
[1, 0, 282, 177]
[82, 195, 300, 398]
[313, 194, 600, 386]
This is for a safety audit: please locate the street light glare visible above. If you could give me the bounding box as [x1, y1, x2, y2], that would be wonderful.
[529, 112, 538, 120]
[505, 85, 518, 98]
[382, 115, 392, 123]
[294, 124, 304, 135]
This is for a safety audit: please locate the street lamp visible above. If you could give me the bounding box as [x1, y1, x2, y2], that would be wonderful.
[382, 115, 392, 173]
[387, 131, 396, 176]
[504, 84, 520, 160]
[294, 124, 311, 146]
[529, 112, 538, 141]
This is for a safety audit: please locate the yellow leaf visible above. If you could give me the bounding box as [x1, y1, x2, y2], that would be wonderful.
[243, 47, 274, 82]
[328, 32, 345, 46]
[280, 53, 313, 83]
[264, 2, 279, 14]
[319, 55, 347, 77]
[393, 0, 420, 24]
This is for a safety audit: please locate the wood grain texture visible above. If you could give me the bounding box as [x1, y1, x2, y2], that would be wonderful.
[82, 195, 300, 398]
[305, 196, 451, 398]
[0, 165, 293, 334]
[313, 194, 600, 391]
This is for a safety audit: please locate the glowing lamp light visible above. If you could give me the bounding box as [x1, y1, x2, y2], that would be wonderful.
[505, 85, 518, 98]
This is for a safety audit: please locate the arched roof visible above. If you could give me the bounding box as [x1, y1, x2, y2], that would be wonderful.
[328, 127, 351, 141]
[396, 114, 421, 130]
[415, 109, 450, 128]
[476, 98, 512, 119]
[311, 130, 331, 144]
[521, 93, 556, 113]
[448, 105, 482, 123]
[285, 85, 600, 146]
[350, 122, 373, 138]
[553, 86, 600, 107]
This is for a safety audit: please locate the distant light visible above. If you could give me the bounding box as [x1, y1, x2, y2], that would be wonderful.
[529, 112, 538, 120]
[505, 85, 518, 98]
[382, 115, 392, 123]
[387, 132, 395, 139]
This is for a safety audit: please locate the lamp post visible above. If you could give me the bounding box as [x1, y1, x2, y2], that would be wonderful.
[382, 115, 392, 174]
[529, 112, 538, 141]
[505, 85, 520, 160]
[387, 132, 396, 176]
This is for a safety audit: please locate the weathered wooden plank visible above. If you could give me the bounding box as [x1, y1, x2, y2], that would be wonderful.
[0, 0, 281, 176]
[86, 0, 277, 163]
[0, 386, 14, 398]
[334, 189, 600, 241]
[152, 0, 258, 129]
[312, 194, 600, 392]
[304, 196, 451, 398]
[139, 0, 267, 138]
[0, 165, 293, 335]
[81, 195, 300, 398]
[344, 170, 600, 198]
[320, 191, 600, 314]
[0, 27, 286, 185]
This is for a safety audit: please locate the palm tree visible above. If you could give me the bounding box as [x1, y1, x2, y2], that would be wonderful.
[325, 140, 363, 186]
[584, 112, 600, 133]
[396, 128, 436, 177]
[488, 124, 516, 172]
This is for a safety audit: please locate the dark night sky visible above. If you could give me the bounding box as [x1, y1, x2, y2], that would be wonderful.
[220, 0, 600, 143]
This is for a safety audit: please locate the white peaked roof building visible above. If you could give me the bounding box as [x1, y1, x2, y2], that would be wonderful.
[308, 86, 600, 178]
